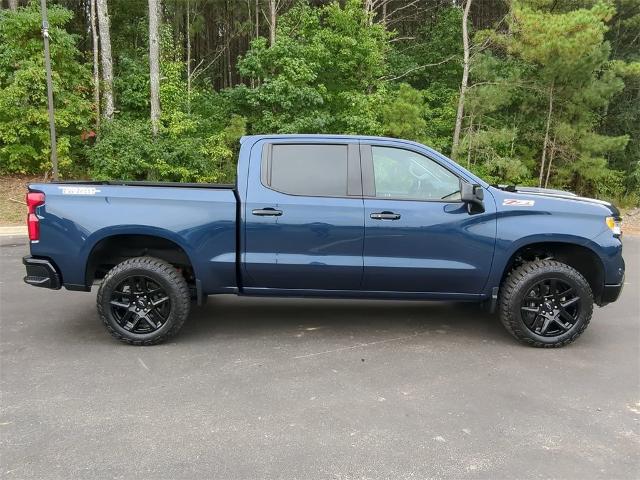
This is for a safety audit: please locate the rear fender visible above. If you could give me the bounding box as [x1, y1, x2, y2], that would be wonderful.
[81, 226, 200, 287]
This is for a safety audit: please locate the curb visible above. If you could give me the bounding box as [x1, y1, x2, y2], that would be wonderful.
[0, 226, 27, 236]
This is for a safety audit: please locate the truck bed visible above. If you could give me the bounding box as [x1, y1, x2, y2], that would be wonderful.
[29, 182, 239, 294]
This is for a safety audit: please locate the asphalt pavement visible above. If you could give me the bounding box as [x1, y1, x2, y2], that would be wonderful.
[1, 235, 639, 479]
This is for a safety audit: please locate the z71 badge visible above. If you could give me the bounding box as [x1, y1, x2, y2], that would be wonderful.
[503, 198, 535, 207]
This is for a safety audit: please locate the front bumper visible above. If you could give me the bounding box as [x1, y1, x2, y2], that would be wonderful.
[599, 277, 624, 305]
[23, 256, 61, 290]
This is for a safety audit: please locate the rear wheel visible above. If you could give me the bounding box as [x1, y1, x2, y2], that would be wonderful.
[499, 259, 593, 347]
[97, 257, 190, 345]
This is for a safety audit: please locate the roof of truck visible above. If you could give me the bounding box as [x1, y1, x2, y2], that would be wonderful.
[240, 134, 425, 148]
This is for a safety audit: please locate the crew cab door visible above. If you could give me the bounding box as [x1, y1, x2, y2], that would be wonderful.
[243, 140, 364, 291]
[361, 143, 496, 294]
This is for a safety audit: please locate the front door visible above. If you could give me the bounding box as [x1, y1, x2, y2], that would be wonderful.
[361, 144, 496, 294]
[243, 140, 364, 291]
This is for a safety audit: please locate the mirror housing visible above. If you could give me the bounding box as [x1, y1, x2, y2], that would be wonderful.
[461, 183, 484, 212]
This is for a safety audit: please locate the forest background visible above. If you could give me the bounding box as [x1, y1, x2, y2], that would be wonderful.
[0, 0, 638, 210]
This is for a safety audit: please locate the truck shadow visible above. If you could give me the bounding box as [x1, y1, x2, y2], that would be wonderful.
[177, 296, 513, 345]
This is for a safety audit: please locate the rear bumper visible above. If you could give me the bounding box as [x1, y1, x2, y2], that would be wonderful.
[599, 277, 624, 306]
[23, 256, 61, 290]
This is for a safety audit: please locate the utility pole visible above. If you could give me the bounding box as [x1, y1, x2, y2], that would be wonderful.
[40, 0, 58, 180]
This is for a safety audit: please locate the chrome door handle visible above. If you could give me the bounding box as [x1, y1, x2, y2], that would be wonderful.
[252, 208, 282, 217]
[370, 211, 401, 220]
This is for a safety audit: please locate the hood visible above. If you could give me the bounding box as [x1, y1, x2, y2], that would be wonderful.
[493, 185, 620, 217]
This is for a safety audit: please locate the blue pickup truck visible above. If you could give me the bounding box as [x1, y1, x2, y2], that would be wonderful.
[23, 135, 625, 347]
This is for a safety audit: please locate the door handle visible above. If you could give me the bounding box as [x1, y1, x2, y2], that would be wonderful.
[252, 208, 283, 217]
[370, 211, 401, 220]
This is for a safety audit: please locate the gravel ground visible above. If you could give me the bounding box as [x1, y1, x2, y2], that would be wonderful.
[623, 208, 640, 236]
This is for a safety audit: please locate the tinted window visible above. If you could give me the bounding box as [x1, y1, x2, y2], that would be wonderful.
[268, 144, 348, 197]
[372, 146, 461, 201]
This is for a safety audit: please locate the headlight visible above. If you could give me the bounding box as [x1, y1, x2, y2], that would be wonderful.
[606, 216, 622, 236]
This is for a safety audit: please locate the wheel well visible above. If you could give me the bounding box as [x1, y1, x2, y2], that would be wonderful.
[86, 234, 195, 286]
[502, 242, 604, 301]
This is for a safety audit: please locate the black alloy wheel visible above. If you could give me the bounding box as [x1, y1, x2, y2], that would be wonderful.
[519, 278, 581, 337]
[109, 275, 171, 334]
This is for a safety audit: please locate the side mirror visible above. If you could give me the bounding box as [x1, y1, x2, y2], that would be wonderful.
[461, 183, 484, 212]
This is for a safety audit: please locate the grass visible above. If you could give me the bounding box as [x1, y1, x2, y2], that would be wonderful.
[0, 175, 40, 226]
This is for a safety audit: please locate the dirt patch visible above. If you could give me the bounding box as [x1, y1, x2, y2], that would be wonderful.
[622, 207, 640, 237]
[0, 175, 40, 226]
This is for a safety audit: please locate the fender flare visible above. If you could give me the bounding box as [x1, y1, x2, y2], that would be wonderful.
[485, 233, 605, 295]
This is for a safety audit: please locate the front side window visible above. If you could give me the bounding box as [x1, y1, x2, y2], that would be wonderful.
[371, 146, 461, 201]
[265, 144, 349, 197]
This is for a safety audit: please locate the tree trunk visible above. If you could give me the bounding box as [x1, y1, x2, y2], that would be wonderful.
[466, 116, 474, 169]
[381, 0, 387, 27]
[149, 0, 162, 136]
[253, 0, 260, 87]
[255, 0, 259, 39]
[451, 0, 472, 159]
[539, 84, 554, 188]
[90, 0, 100, 128]
[8, 0, 18, 10]
[363, 0, 373, 25]
[226, 0, 232, 86]
[268, 0, 276, 46]
[544, 136, 556, 188]
[186, 0, 191, 112]
[96, 0, 114, 120]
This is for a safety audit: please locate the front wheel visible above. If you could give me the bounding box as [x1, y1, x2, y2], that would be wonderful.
[499, 259, 594, 348]
[97, 257, 191, 345]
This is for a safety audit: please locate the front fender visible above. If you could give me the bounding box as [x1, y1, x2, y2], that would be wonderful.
[484, 233, 607, 296]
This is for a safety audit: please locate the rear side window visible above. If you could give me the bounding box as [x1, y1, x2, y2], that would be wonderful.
[265, 144, 349, 197]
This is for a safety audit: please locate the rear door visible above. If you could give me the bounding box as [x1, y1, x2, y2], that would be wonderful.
[361, 143, 496, 294]
[243, 139, 364, 291]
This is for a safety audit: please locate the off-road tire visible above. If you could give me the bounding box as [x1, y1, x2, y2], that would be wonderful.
[499, 259, 593, 348]
[97, 256, 190, 345]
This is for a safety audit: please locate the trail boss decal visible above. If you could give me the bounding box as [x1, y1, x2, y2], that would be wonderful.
[58, 186, 101, 195]
[503, 198, 535, 207]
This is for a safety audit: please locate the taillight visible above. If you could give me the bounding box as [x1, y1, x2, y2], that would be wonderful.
[26, 192, 45, 241]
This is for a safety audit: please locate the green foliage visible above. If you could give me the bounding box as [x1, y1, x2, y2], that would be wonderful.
[0, 0, 637, 205]
[235, 0, 389, 134]
[421, 85, 458, 154]
[462, 1, 632, 198]
[388, 7, 463, 91]
[114, 55, 150, 114]
[380, 84, 427, 141]
[87, 119, 155, 180]
[90, 17, 245, 183]
[0, 2, 92, 176]
[385, 7, 464, 155]
[88, 114, 245, 183]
